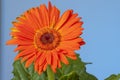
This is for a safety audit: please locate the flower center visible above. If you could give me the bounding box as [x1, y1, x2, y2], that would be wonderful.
[40, 32, 54, 44]
[34, 28, 61, 50]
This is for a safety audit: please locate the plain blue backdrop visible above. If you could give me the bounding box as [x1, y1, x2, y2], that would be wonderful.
[1, 0, 120, 80]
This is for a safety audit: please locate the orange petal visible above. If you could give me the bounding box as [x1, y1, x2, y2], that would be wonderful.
[69, 13, 78, 20]
[51, 53, 58, 70]
[25, 56, 35, 68]
[15, 18, 34, 33]
[39, 4, 49, 26]
[61, 27, 83, 41]
[57, 60, 61, 68]
[42, 5, 49, 26]
[6, 39, 33, 45]
[38, 53, 46, 66]
[55, 10, 72, 30]
[58, 53, 69, 65]
[14, 46, 35, 60]
[10, 27, 19, 32]
[38, 65, 43, 75]
[12, 22, 34, 35]
[79, 41, 85, 46]
[24, 10, 39, 31]
[34, 7, 44, 28]
[6, 39, 18, 45]
[16, 15, 26, 23]
[10, 32, 34, 40]
[35, 62, 39, 72]
[59, 38, 82, 50]
[34, 52, 42, 66]
[46, 53, 52, 65]
[61, 22, 83, 37]
[48, 1, 60, 27]
[52, 50, 62, 68]
[38, 60, 46, 74]
[34, 52, 42, 72]
[66, 55, 77, 60]
[50, 6, 60, 27]
[43, 62, 48, 71]
[57, 44, 78, 51]
[21, 53, 34, 62]
[14, 46, 26, 52]
[48, 1, 52, 12]
[59, 20, 83, 36]
[64, 51, 77, 60]
[58, 17, 81, 33]
[30, 8, 42, 29]
[51, 65, 56, 73]
[61, 40, 80, 47]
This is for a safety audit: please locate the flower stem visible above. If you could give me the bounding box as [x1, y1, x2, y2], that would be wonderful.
[47, 65, 55, 80]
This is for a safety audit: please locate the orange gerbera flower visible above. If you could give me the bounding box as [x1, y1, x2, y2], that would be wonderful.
[6, 2, 85, 74]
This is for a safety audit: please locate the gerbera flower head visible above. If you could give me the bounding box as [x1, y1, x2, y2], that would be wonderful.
[6, 2, 85, 74]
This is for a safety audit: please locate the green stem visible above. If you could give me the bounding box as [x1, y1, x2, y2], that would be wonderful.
[47, 65, 55, 80]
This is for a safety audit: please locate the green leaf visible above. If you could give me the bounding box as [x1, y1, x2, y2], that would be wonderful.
[12, 60, 30, 80]
[79, 72, 98, 80]
[105, 74, 120, 80]
[12, 59, 48, 80]
[55, 54, 98, 80]
[59, 71, 79, 80]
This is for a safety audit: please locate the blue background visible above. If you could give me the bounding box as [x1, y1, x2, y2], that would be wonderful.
[1, 0, 120, 80]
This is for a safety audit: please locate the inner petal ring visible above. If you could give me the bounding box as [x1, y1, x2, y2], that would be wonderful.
[34, 28, 61, 50]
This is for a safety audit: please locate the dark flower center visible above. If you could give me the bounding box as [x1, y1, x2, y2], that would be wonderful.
[34, 28, 61, 50]
[40, 32, 54, 44]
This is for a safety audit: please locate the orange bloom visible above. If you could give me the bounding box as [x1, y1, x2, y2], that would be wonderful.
[6, 2, 85, 74]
